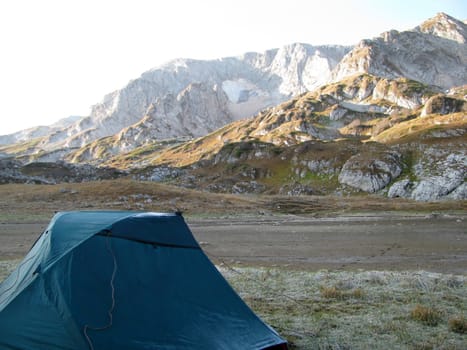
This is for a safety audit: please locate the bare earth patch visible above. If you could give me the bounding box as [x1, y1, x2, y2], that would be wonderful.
[190, 215, 467, 274]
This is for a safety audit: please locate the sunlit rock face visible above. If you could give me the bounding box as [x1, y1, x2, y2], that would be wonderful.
[2, 44, 349, 158]
[332, 13, 467, 89]
[1, 12, 466, 170]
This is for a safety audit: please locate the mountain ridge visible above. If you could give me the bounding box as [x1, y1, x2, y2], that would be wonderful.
[331, 13, 467, 88]
[12, 44, 349, 155]
[1, 13, 466, 202]
[1, 13, 465, 156]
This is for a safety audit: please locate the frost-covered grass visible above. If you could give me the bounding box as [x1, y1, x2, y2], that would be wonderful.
[220, 267, 467, 349]
[1, 261, 465, 349]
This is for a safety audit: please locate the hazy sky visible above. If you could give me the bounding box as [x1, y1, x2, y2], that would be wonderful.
[0, 0, 466, 135]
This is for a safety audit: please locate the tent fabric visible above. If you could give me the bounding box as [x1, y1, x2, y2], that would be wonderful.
[0, 211, 287, 350]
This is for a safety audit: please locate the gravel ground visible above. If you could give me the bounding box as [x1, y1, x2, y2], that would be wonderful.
[1, 213, 466, 274]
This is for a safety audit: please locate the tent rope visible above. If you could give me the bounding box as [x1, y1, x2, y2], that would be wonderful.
[204, 251, 317, 339]
[83, 231, 118, 350]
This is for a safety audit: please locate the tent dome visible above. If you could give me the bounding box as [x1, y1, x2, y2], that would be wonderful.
[0, 211, 287, 350]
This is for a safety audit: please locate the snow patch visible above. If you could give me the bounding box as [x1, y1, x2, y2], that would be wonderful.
[222, 79, 259, 103]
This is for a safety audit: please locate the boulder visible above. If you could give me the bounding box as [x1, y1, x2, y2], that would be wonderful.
[388, 179, 413, 198]
[338, 151, 402, 192]
[447, 182, 467, 200]
[279, 183, 315, 196]
[410, 171, 464, 201]
[421, 95, 466, 116]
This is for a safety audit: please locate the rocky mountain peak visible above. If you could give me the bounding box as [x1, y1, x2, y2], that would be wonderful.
[1, 13, 466, 177]
[415, 12, 467, 43]
[331, 13, 467, 89]
[268, 43, 352, 95]
[1, 43, 350, 159]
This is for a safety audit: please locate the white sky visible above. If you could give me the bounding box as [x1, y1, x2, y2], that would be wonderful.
[0, 0, 466, 135]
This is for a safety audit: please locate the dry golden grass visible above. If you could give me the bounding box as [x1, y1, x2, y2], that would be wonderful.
[448, 315, 467, 334]
[372, 113, 467, 144]
[320, 286, 365, 300]
[0, 137, 43, 155]
[410, 305, 442, 326]
[0, 179, 262, 220]
[1, 180, 465, 223]
[66, 135, 118, 163]
[320, 286, 342, 299]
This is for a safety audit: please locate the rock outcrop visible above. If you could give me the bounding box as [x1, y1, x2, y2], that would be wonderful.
[338, 151, 402, 193]
[420, 94, 467, 116]
[332, 13, 467, 90]
[388, 150, 466, 201]
[0, 159, 125, 184]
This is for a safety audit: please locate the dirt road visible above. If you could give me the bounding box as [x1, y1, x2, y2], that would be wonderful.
[1, 214, 466, 274]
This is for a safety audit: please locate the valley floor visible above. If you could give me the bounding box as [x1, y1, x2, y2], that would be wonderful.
[190, 214, 467, 274]
[1, 213, 465, 274]
[0, 182, 466, 348]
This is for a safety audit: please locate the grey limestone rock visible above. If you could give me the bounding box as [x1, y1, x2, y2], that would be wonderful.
[332, 13, 467, 89]
[231, 181, 265, 194]
[388, 150, 466, 201]
[2, 44, 350, 160]
[338, 152, 402, 193]
[447, 182, 467, 200]
[388, 179, 413, 198]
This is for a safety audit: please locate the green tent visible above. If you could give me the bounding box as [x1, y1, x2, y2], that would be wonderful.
[0, 211, 287, 349]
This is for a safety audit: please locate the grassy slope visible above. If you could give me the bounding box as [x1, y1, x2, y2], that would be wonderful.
[372, 113, 467, 144]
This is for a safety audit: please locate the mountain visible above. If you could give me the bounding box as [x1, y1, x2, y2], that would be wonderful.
[416, 12, 466, 43]
[3, 72, 465, 201]
[91, 72, 465, 201]
[3, 13, 467, 162]
[1, 13, 466, 202]
[332, 13, 467, 88]
[112, 73, 463, 167]
[3, 13, 466, 163]
[2, 44, 349, 159]
[0, 116, 82, 146]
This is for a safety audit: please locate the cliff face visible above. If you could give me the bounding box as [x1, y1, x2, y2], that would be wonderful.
[12, 44, 349, 158]
[3, 14, 466, 162]
[332, 13, 467, 89]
